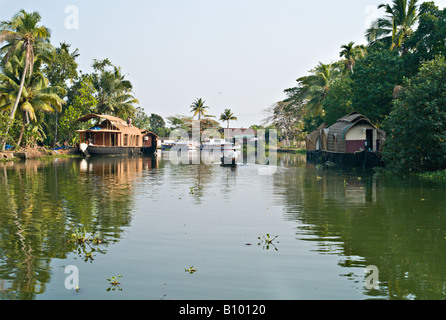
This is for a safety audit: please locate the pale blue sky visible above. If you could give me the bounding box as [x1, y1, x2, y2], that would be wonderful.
[1, 0, 446, 127]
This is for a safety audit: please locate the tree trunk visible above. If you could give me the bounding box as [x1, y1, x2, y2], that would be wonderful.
[16, 111, 29, 149]
[1, 64, 28, 151]
[54, 110, 58, 148]
[17, 124, 25, 149]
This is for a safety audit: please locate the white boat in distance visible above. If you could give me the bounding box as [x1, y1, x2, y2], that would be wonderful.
[201, 139, 241, 151]
[171, 140, 199, 150]
[161, 140, 175, 150]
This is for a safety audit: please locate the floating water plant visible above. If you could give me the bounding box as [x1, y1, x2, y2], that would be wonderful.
[185, 266, 197, 274]
[69, 227, 104, 245]
[69, 227, 90, 244]
[68, 227, 106, 262]
[107, 275, 123, 291]
[258, 233, 279, 251]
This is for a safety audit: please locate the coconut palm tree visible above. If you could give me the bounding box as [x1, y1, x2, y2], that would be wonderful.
[365, 0, 419, 51]
[0, 10, 53, 150]
[298, 62, 339, 115]
[190, 98, 211, 122]
[92, 65, 139, 119]
[0, 53, 66, 147]
[220, 109, 237, 129]
[340, 42, 367, 74]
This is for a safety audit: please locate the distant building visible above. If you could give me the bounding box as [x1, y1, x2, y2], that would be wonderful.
[219, 128, 258, 144]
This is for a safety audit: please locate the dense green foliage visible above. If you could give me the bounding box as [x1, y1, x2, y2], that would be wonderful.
[0, 10, 180, 148]
[382, 56, 446, 173]
[277, 0, 446, 173]
[2, 3, 446, 175]
[350, 50, 406, 124]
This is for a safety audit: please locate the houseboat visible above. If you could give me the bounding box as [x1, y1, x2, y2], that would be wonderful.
[141, 129, 158, 155]
[77, 114, 158, 156]
[306, 112, 386, 167]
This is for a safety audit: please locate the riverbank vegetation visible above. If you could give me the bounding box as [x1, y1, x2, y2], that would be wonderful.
[273, 0, 446, 175]
[1, 2, 445, 175]
[0, 9, 253, 157]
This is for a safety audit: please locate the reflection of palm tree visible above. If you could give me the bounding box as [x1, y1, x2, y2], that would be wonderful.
[0, 158, 140, 299]
[220, 109, 238, 129]
[0, 10, 53, 151]
[365, 0, 419, 51]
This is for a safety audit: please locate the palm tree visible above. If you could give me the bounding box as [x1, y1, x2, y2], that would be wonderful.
[93, 65, 139, 119]
[298, 62, 338, 115]
[339, 42, 366, 74]
[0, 53, 66, 147]
[0, 10, 53, 150]
[190, 98, 210, 122]
[45, 42, 79, 146]
[365, 0, 419, 51]
[220, 109, 237, 129]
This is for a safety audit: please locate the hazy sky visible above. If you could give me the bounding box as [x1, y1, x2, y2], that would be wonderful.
[2, 0, 446, 128]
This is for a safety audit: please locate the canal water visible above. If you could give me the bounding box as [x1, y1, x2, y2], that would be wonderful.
[0, 151, 446, 300]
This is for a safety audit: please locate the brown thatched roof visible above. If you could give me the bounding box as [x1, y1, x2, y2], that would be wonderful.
[141, 129, 159, 138]
[305, 123, 328, 151]
[77, 114, 142, 136]
[325, 112, 381, 153]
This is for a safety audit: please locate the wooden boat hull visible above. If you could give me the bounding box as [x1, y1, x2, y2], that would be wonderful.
[142, 145, 157, 155]
[86, 146, 142, 156]
[307, 150, 384, 167]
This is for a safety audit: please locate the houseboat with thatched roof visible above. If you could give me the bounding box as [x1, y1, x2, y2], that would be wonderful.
[77, 114, 158, 156]
[306, 112, 386, 167]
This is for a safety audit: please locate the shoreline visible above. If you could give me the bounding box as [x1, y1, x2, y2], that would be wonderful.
[0, 147, 83, 162]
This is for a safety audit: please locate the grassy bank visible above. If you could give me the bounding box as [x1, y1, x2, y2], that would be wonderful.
[276, 147, 306, 154]
[415, 169, 446, 180]
[0, 147, 83, 162]
[374, 166, 446, 182]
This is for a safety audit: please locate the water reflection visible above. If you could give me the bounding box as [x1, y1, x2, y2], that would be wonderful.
[276, 163, 446, 299]
[1, 152, 446, 300]
[0, 156, 157, 299]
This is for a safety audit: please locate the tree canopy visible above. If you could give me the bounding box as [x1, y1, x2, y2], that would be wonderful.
[275, 0, 446, 173]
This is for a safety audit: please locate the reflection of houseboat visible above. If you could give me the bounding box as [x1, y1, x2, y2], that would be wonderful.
[77, 114, 158, 156]
[221, 149, 238, 166]
[306, 112, 386, 167]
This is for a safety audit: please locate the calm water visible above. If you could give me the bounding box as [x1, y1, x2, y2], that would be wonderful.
[1, 151, 446, 300]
